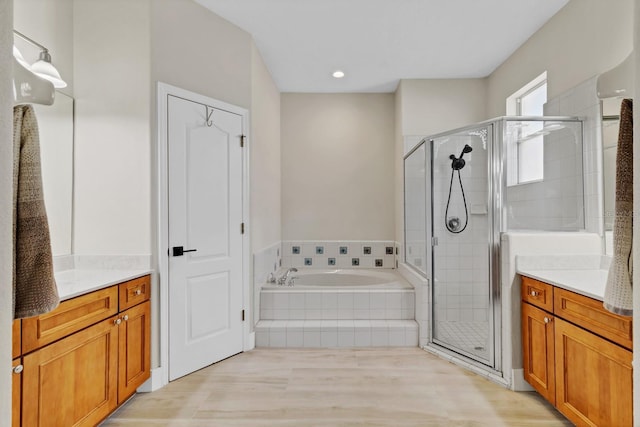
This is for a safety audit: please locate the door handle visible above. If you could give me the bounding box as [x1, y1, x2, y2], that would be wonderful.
[172, 246, 198, 256]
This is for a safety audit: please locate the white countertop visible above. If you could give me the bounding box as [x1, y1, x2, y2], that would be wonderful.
[517, 268, 608, 301]
[55, 269, 152, 301]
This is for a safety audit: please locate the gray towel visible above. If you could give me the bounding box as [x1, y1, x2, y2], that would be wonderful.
[604, 99, 633, 316]
[13, 105, 60, 319]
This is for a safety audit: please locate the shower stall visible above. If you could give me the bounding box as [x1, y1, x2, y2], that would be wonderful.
[404, 117, 584, 373]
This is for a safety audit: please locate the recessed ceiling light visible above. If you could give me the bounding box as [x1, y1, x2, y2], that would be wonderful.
[332, 70, 345, 79]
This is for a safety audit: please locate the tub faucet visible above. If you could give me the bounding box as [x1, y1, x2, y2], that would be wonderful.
[278, 268, 298, 286]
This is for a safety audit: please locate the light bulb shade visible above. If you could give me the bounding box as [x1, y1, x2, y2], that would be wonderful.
[31, 52, 67, 88]
[13, 46, 31, 69]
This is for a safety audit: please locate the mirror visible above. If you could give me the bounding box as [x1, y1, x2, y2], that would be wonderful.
[33, 92, 74, 256]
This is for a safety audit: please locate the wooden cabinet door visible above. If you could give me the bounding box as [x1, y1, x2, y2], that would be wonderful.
[12, 359, 21, 427]
[555, 318, 632, 427]
[118, 300, 151, 403]
[22, 316, 119, 427]
[522, 302, 555, 404]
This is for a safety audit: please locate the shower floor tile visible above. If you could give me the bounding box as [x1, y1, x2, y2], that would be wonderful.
[435, 320, 489, 359]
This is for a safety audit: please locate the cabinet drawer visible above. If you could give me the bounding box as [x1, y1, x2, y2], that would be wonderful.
[22, 286, 119, 353]
[521, 276, 553, 312]
[12, 320, 20, 359]
[119, 275, 150, 311]
[554, 288, 632, 350]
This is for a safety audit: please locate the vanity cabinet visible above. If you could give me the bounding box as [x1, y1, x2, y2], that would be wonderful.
[14, 275, 151, 427]
[521, 275, 632, 427]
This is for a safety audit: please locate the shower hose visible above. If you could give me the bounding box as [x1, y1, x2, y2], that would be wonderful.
[444, 168, 469, 234]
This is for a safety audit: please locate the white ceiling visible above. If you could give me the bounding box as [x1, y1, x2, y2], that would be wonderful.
[195, 0, 569, 93]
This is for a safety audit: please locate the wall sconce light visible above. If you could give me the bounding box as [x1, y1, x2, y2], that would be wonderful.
[13, 30, 67, 89]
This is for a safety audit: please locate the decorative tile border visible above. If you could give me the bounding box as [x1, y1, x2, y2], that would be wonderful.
[282, 241, 398, 269]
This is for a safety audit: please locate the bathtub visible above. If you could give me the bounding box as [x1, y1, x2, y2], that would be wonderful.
[258, 268, 418, 346]
[262, 268, 413, 290]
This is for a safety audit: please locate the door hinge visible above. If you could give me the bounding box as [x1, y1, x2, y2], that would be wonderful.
[241, 223, 245, 234]
[240, 135, 246, 147]
[431, 237, 439, 246]
[242, 310, 245, 321]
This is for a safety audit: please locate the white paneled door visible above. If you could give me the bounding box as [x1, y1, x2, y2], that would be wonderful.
[167, 95, 244, 381]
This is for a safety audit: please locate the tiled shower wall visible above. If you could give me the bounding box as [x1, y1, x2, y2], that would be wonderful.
[431, 133, 490, 327]
[282, 241, 397, 269]
[544, 76, 603, 235]
[504, 121, 584, 231]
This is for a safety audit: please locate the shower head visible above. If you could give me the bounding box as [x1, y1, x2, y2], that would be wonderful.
[449, 144, 472, 170]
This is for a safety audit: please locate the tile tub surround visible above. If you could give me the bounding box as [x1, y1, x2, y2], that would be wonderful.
[282, 240, 397, 269]
[253, 242, 282, 327]
[256, 270, 418, 348]
[255, 319, 418, 348]
[260, 289, 415, 321]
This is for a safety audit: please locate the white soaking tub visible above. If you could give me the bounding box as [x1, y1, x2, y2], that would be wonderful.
[262, 268, 413, 290]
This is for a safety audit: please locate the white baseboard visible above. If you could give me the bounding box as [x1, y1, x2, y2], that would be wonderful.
[137, 367, 166, 393]
[246, 331, 255, 350]
[511, 368, 534, 391]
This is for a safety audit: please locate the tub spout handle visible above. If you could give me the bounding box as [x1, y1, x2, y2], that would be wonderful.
[278, 268, 298, 285]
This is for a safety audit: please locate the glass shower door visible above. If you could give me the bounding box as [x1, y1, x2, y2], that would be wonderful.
[430, 124, 495, 366]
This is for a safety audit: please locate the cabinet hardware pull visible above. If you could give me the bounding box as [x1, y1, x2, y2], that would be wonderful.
[531, 291, 538, 297]
[122, 315, 129, 321]
[134, 289, 142, 296]
[115, 318, 122, 325]
[12, 364, 23, 374]
[544, 317, 552, 324]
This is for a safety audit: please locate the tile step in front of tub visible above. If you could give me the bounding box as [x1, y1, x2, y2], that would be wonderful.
[255, 320, 418, 348]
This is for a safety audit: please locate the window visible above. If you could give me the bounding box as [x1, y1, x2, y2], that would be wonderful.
[506, 72, 547, 186]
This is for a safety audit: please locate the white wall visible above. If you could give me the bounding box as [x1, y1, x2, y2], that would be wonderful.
[73, 0, 151, 255]
[281, 93, 395, 241]
[487, 0, 633, 117]
[13, 0, 74, 97]
[1, 1, 14, 425]
[250, 45, 281, 252]
[397, 79, 488, 137]
[150, 0, 252, 109]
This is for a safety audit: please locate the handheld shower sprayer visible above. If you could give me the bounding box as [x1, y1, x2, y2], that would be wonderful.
[445, 144, 473, 233]
[449, 144, 473, 170]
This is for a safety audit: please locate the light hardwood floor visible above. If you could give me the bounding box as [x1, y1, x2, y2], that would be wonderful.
[102, 348, 571, 427]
